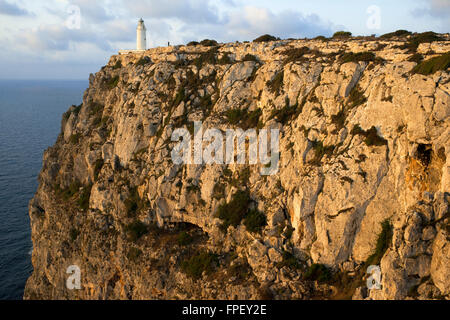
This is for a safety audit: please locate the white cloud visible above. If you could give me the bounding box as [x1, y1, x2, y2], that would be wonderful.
[16, 24, 113, 52]
[71, 0, 117, 22]
[426, 0, 450, 17]
[124, 0, 223, 24]
[412, 0, 450, 31]
[224, 6, 333, 40]
[0, 0, 32, 16]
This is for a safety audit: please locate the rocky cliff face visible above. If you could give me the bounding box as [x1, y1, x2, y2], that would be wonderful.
[25, 36, 450, 300]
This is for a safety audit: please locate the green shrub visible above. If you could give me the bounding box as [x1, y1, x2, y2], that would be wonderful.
[246, 108, 262, 129]
[92, 116, 102, 128]
[186, 184, 200, 194]
[242, 54, 258, 62]
[69, 228, 80, 241]
[401, 31, 443, 52]
[173, 87, 186, 107]
[244, 108, 262, 129]
[225, 108, 262, 129]
[200, 39, 218, 47]
[223, 168, 233, 178]
[412, 31, 443, 43]
[88, 102, 104, 116]
[284, 225, 294, 239]
[177, 231, 193, 246]
[112, 60, 122, 69]
[408, 53, 424, 64]
[282, 47, 311, 64]
[269, 99, 299, 124]
[339, 51, 376, 63]
[351, 125, 388, 147]
[199, 94, 213, 116]
[54, 181, 81, 201]
[238, 167, 251, 185]
[331, 108, 347, 130]
[187, 41, 199, 46]
[181, 251, 218, 279]
[314, 35, 328, 41]
[218, 53, 232, 65]
[216, 190, 251, 232]
[69, 133, 82, 144]
[135, 57, 150, 66]
[304, 264, 332, 283]
[124, 220, 148, 242]
[107, 76, 120, 89]
[124, 199, 138, 217]
[73, 104, 82, 115]
[267, 71, 284, 94]
[380, 30, 411, 39]
[93, 159, 104, 180]
[333, 31, 352, 38]
[127, 247, 143, 262]
[310, 140, 335, 165]
[277, 250, 301, 269]
[192, 48, 218, 69]
[228, 260, 252, 283]
[253, 34, 279, 42]
[124, 187, 142, 217]
[411, 52, 450, 75]
[347, 85, 367, 109]
[212, 182, 226, 200]
[243, 209, 266, 233]
[77, 184, 92, 211]
[63, 104, 82, 121]
[93, 115, 109, 129]
[365, 219, 393, 266]
[225, 109, 243, 125]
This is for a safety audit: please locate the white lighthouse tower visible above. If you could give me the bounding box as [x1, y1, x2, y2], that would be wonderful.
[137, 18, 147, 51]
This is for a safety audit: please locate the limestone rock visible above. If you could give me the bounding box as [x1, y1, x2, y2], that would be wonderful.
[24, 36, 450, 300]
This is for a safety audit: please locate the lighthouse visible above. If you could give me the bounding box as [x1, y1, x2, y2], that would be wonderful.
[137, 18, 147, 51]
[118, 18, 148, 54]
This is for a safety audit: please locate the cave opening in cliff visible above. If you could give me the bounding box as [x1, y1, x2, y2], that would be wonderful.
[416, 144, 432, 167]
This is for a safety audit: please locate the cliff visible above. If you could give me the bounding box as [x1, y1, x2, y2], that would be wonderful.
[24, 35, 450, 300]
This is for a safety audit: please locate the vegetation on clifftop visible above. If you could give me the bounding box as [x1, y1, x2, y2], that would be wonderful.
[380, 29, 412, 39]
[333, 31, 352, 39]
[400, 31, 444, 52]
[253, 34, 279, 42]
[411, 52, 450, 75]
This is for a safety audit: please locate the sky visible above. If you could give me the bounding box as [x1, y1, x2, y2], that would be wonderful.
[0, 0, 448, 80]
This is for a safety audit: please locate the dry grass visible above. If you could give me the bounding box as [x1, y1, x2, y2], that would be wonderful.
[405, 146, 446, 194]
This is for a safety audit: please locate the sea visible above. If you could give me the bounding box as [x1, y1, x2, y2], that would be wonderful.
[0, 80, 87, 300]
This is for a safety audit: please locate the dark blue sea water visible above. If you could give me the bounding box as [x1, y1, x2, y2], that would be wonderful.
[0, 80, 87, 300]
